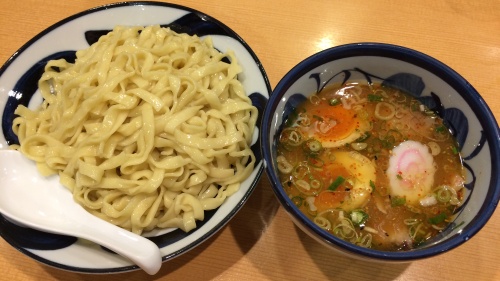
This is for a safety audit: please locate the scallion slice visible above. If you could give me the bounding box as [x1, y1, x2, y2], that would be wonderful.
[328, 176, 345, 191]
[428, 212, 447, 225]
[391, 196, 406, 207]
[350, 210, 369, 226]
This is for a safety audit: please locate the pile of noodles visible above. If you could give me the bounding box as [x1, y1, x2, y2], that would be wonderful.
[11, 25, 257, 235]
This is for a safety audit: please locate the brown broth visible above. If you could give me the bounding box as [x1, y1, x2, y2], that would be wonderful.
[277, 82, 465, 251]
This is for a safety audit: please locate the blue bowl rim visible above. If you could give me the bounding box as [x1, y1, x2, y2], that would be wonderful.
[0, 1, 271, 273]
[262, 42, 500, 261]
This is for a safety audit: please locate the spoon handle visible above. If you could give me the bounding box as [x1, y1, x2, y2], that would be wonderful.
[43, 188, 163, 275]
[75, 219, 163, 275]
[0, 150, 162, 275]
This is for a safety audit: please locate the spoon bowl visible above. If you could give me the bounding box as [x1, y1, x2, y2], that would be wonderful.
[0, 150, 162, 275]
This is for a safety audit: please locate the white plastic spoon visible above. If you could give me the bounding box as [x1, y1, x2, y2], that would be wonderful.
[0, 150, 162, 275]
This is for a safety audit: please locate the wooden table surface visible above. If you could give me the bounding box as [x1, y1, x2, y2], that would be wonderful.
[1, 0, 499, 280]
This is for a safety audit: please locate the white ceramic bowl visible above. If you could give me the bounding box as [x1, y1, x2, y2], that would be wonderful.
[0, 2, 270, 273]
[261, 43, 500, 261]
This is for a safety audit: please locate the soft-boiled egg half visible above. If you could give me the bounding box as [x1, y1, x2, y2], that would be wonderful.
[304, 101, 370, 148]
[315, 151, 377, 211]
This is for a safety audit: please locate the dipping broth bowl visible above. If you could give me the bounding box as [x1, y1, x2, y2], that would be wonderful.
[261, 43, 500, 261]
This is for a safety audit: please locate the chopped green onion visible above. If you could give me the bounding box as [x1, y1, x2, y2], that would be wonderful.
[308, 156, 324, 168]
[369, 180, 376, 191]
[450, 146, 459, 154]
[328, 176, 345, 191]
[294, 177, 321, 196]
[355, 132, 371, 142]
[350, 210, 369, 226]
[396, 174, 403, 180]
[368, 94, 383, 102]
[303, 138, 322, 154]
[435, 125, 446, 133]
[292, 163, 310, 179]
[391, 196, 406, 207]
[310, 177, 322, 189]
[351, 142, 368, 151]
[291, 196, 304, 207]
[382, 139, 393, 149]
[385, 129, 403, 143]
[428, 212, 447, 224]
[424, 108, 436, 116]
[329, 98, 341, 106]
[436, 187, 452, 203]
[280, 128, 304, 146]
[356, 233, 373, 248]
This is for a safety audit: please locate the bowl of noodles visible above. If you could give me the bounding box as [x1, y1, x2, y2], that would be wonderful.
[0, 2, 270, 274]
[261, 43, 500, 261]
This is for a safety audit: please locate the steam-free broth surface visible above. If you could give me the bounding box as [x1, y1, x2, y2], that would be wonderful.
[277, 82, 465, 251]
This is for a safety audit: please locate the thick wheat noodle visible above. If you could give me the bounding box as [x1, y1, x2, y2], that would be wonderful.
[12, 25, 257, 235]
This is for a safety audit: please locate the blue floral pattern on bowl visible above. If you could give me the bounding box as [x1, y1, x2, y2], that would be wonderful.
[262, 43, 500, 261]
[0, 2, 270, 274]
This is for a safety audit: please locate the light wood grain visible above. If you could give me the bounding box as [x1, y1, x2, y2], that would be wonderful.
[1, 1, 499, 280]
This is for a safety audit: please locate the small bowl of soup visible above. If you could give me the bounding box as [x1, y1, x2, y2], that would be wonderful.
[261, 43, 500, 261]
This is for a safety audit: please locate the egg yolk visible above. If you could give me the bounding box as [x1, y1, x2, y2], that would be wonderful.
[307, 103, 368, 148]
[313, 151, 376, 212]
